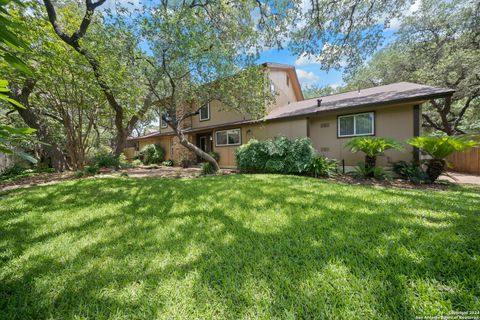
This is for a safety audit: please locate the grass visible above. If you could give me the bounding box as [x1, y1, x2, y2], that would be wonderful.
[0, 174, 479, 319]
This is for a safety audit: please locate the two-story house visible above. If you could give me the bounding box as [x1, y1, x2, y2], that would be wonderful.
[126, 62, 454, 169]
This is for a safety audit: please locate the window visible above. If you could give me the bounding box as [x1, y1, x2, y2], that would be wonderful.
[338, 112, 374, 137]
[215, 128, 241, 146]
[160, 114, 168, 128]
[270, 80, 275, 94]
[199, 102, 210, 121]
[286, 75, 290, 87]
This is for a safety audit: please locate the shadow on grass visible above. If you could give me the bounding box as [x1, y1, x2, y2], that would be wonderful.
[0, 175, 479, 319]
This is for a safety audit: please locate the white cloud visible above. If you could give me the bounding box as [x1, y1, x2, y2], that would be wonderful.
[329, 83, 340, 90]
[387, 1, 420, 30]
[294, 53, 320, 66]
[296, 69, 320, 85]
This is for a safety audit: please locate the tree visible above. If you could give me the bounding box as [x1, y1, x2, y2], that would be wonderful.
[302, 84, 340, 99]
[408, 135, 479, 182]
[42, 0, 155, 157]
[0, 0, 38, 163]
[289, 0, 415, 73]
[345, 0, 480, 135]
[39, 0, 279, 171]
[345, 137, 404, 173]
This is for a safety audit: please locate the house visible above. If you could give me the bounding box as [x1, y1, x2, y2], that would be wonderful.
[125, 63, 454, 169]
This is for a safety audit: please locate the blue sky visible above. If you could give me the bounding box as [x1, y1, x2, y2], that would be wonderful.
[257, 29, 398, 90]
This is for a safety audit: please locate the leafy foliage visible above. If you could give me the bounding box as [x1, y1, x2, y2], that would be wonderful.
[393, 161, 430, 184]
[0, 1, 36, 162]
[309, 155, 338, 178]
[235, 137, 315, 174]
[0, 163, 26, 177]
[138, 144, 165, 165]
[407, 135, 478, 183]
[209, 151, 220, 161]
[161, 160, 174, 167]
[345, 137, 404, 158]
[408, 135, 478, 160]
[352, 162, 392, 180]
[90, 152, 119, 168]
[201, 162, 216, 175]
[74, 165, 99, 178]
[346, 0, 480, 134]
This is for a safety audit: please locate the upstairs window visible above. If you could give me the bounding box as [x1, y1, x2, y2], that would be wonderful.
[160, 113, 168, 128]
[270, 80, 275, 94]
[216, 128, 241, 146]
[286, 75, 290, 87]
[338, 112, 374, 137]
[199, 102, 210, 121]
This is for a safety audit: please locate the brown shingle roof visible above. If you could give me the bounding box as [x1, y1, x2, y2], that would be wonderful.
[266, 82, 454, 120]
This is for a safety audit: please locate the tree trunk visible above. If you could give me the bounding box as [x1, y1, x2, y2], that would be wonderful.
[426, 159, 445, 183]
[172, 126, 220, 172]
[365, 155, 377, 170]
[10, 80, 69, 172]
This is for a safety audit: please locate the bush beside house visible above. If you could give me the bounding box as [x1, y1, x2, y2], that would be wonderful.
[235, 136, 338, 177]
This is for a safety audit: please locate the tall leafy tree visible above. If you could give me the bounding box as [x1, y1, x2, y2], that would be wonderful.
[345, 0, 480, 135]
[42, 0, 155, 157]
[0, 0, 38, 163]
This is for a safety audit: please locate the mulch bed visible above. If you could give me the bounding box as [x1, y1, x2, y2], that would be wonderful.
[329, 175, 452, 190]
[1, 167, 456, 193]
[0, 171, 76, 192]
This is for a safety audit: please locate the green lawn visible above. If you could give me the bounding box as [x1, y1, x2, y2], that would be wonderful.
[0, 175, 479, 319]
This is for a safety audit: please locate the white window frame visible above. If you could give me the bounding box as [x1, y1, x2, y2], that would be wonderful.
[337, 112, 375, 138]
[160, 115, 168, 129]
[215, 128, 241, 147]
[199, 102, 210, 121]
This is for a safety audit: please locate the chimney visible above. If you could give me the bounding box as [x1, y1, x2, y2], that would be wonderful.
[317, 99, 322, 107]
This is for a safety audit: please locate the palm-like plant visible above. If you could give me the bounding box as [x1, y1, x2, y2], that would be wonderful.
[408, 135, 478, 182]
[345, 137, 404, 170]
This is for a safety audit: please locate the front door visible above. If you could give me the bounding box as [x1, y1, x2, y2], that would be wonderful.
[197, 133, 212, 162]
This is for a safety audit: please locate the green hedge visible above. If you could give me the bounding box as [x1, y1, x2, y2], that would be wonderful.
[235, 136, 315, 174]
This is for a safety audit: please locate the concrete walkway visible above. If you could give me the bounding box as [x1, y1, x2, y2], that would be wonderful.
[438, 172, 480, 185]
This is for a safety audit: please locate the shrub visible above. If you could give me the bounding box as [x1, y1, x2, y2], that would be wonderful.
[235, 136, 314, 174]
[131, 159, 143, 167]
[1, 163, 26, 177]
[180, 158, 192, 168]
[201, 162, 216, 175]
[90, 151, 118, 168]
[139, 144, 165, 165]
[235, 139, 271, 172]
[408, 135, 478, 183]
[209, 151, 220, 161]
[75, 165, 99, 178]
[265, 159, 284, 173]
[118, 154, 133, 169]
[345, 136, 404, 172]
[393, 161, 430, 184]
[352, 162, 391, 180]
[309, 155, 338, 177]
[161, 159, 174, 167]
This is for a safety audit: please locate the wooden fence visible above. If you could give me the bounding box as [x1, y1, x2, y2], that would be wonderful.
[447, 147, 480, 175]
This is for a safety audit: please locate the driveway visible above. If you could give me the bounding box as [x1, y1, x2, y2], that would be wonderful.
[439, 172, 480, 185]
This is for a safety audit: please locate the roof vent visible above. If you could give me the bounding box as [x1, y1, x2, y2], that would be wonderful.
[317, 99, 322, 107]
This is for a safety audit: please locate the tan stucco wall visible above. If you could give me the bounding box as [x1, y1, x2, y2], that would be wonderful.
[309, 103, 416, 167]
[138, 136, 173, 160]
[191, 100, 251, 129]
[269, 69, 299, 110]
